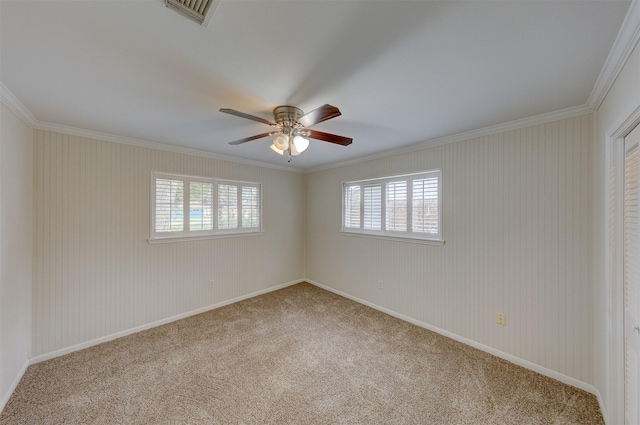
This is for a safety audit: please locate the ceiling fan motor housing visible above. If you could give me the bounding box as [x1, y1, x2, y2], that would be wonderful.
[273, 106, 303, 127]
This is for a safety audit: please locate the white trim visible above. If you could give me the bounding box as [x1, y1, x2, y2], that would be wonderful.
[149, 172, 263, 242]
[607, 103, 640, 143]
[0, 81, 593, 175]
[0, 82, 37, 128]
[0, 81, 596, 175]
[0, 82, 302, 173]
[345, 170, 438, 184]
[308, 105, 593, 173]
[0, 82, 33, 416]
[0, 359, 29, 413]
[340, 231, 445, 246]
[596, 389, 609, 425]
[36, 121, 302, 173]
[3, 0, 640, 176]
[29, 279, 304, 364]
[342, 170, 442, 242]
[306, 279, 600, 397]
[148, 231, 263, 244]
[1, 277, 601, 414]
[603, 103, 640, 425]
[588, 0, 640, 110]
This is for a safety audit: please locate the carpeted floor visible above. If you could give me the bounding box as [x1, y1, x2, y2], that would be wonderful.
[1, 283, 603, 424]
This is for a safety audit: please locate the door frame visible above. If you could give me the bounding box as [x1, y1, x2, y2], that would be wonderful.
[606, 104, 640, 425]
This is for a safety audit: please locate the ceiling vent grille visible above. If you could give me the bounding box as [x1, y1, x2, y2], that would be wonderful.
[165, 0, 219, 26]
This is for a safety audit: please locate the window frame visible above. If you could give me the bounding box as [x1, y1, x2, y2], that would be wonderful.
[341, 170, 443, 244]
[150, 172, 262, 243]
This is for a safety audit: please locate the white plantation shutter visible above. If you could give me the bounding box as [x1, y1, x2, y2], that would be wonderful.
[342, 170, 441, 241]
[189, 181, 214, 231]
[344, 185, 361, 229]
[218, 183, 238, 229]
[242, 185, 260, 229]
[217, 182, 262, 231]
[625, 143, 640, 425]
[363, 184, 382, 231]
[412, 177, 439, 235]
[151, 173, 261, 241]
[155, 178, 184, 232]
[386, 181, 407, 232]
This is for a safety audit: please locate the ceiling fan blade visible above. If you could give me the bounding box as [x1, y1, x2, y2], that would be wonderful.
[297, 104, 342, 128]
[307, 130, 352, 146]
[228, 132, 273, 145]
[220, 108, 275, 126]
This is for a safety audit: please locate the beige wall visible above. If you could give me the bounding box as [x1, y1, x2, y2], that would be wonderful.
[306, 115, 594, 385]
[0, 104, 33, 406]
[32, 130, 305, 357]
[0, 83, 611, 413]
[594, 39, 640, 424]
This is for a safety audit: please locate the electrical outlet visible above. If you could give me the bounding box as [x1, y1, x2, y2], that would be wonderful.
[378, 280, 383, 289]
[495, 312, 506, 326]
[209, 279, 216, 289]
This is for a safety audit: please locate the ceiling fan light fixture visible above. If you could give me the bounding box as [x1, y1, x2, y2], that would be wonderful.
[291, 135, 309, 156]
[273, 133, 290, 150]
[221, 104, 351, 161]
[269, 144, 284, 155]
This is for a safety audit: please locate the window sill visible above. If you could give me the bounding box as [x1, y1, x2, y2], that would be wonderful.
[148, 231, 263, 244]
[340, 231, 445, 246]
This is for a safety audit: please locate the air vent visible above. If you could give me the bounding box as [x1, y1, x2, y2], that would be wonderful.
[165, 0, 219, 26]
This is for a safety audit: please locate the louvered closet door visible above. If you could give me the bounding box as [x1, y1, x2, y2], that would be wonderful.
[624, 124, 640, 425]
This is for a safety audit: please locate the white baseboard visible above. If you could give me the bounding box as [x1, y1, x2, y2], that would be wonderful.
[306, 279, 599, 397]
[15, 278, 607, 420]
[595, 388, 608, 425]
[30, 279, 304, 364]
[1, 359, 30, 413]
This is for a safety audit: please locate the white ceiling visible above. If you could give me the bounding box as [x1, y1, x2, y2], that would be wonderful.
[0, 0, 632, 170]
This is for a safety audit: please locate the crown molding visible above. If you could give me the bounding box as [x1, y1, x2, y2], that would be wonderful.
[0, 82, 302, 173]
[35, 121, 303, 173]
[0, 80, 592, 175]
[307, 104, 593, 173]
[0, 82, 37, 127]
[588, 0, 640, 110]
[1, 3, 636, 173]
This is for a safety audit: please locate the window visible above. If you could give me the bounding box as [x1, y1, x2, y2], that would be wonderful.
[342, 170, 442, 242]
[151, 172, 261, 242]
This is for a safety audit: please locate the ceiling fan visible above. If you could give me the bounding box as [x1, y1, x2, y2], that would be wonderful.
[219, 104, 352, 160]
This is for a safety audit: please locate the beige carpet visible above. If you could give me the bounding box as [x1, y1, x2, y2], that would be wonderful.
[1, 283, 603, 424]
